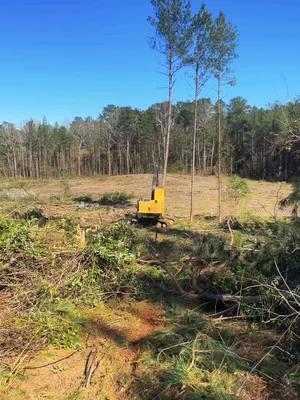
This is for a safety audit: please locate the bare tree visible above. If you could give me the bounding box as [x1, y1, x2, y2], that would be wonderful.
[70, 117, 87, 177]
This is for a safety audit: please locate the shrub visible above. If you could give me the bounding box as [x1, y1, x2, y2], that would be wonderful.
[168, 160, 187, 174]
[59, 177, 72, 199]
[29, 300, 84, 348]
[57, 217, 78, 235]
[89, 223, 135, 267]
[81, 223, 143, 300]
[19, 208, 45, 221]
[0, 218, 34, 252]
[99, 191, 134, 206]
[73, 194, 94, 203]
[226, 176, 250, 205]
[280, 177, 300, 217]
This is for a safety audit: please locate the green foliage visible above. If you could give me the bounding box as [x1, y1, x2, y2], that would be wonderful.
[19, 208, 45, 220]
[1, 208, 299, 399]
[67, 391, 81, 400]
[3, 180, 32, 190]
[226, 176, 251, 204]
[135, 309, 241, 400]
[193, 232, 229, 262]
[65, 223, 142, 304]
[99, 191, 134, 206]
[0, 364, 10, 388]
[89, 223, 135, 266]
[188, 4, 214, 82]
[285, 365, 300, 397]
[154, 313, 238, 372]
[0, 218, 144, 361]
[0, 97, 299, 181]
[0, 218, 35, 252]
[29, 300, 84, 348]
[210, 11, 238, 78]
[237, 218, 300, 273]
[65, 266, 104, 306]
[138, 216, 300, 330]
[168, 160, 187, 173]
[148, 0, 192, 61]
[57, 217, 78, 236]
[280, 177, 300, 217]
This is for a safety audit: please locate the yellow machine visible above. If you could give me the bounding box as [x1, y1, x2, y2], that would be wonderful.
[136, 169, 168, 227]
[138, 187, 165, 219]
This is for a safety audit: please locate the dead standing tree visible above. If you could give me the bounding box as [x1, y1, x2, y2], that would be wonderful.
[99, 105, 120, 176]
[70, 117, 87, 177]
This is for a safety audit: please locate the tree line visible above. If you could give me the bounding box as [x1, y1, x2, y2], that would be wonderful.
[0, 0, 299, 191]
[0, 97, 299, 180]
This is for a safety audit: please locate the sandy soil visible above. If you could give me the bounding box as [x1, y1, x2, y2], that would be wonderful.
[2, 302, 164, 400]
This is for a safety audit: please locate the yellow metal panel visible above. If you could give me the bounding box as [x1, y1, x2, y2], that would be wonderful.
[138, 187, 165, 216]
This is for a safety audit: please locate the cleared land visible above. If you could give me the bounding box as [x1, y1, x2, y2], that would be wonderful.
[0, 174, 292, 221]
[0, 174, 297, 400]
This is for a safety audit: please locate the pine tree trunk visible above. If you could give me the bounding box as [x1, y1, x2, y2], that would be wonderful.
[217, 76, 222, 223]
[107, 136, 112, 176]
[162, 56, 173, 187]
[126, 137, 130, 175]
[190, 64, 199, 222]
[78, 142, 82, 177]
[210, 138, 215, 173]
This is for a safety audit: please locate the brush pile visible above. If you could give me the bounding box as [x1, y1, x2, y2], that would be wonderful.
[0, 216, 138, 360]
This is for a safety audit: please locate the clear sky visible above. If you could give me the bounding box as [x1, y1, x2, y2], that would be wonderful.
[0, 0, 299, 124]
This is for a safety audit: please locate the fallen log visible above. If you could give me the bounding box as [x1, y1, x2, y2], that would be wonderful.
[160, 264, 261, 304]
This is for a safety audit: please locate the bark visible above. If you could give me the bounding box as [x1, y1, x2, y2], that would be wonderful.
[126, 137, 130, 175]
[217, 76, 222, 223]
[210, 137, 215, 173]
[78, 142, 82, 177]
[107, 136, 112, 176]
[190, 63, 199, 222]
[162, 54, 173, 187]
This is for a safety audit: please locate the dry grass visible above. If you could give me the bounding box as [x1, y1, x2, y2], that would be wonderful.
[0, 174, 292, 221]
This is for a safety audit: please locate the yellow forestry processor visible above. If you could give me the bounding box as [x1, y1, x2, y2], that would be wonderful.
[136, 169, 168, 227]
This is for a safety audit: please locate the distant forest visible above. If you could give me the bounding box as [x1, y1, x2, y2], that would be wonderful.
[0, 97, 299, 181]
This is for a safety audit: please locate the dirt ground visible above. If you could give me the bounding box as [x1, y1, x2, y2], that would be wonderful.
[1, 174, 292, 220]
[1, 301, 164, 400]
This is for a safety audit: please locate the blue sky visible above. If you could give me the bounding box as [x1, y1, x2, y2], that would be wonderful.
[0, 0, 299, 124]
